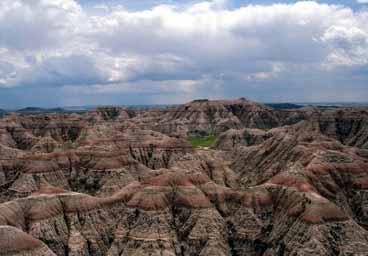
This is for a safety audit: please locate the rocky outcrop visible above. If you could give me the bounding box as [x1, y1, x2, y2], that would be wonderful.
[215, 128, 271, 151]
[315, 108, 368, 148]
[0, 162, 367, 255]
[87, 107, 135, 122]
[0, 225, 56, 256]
[0, 100, 368, 255]
[132, 98, 282, 136]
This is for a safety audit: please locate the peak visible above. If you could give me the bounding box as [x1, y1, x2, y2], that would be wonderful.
[187, 98, 259, 106]
[190, 99, 209, 103]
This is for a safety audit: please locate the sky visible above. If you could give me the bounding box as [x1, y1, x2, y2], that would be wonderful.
[0, 0, 367, 108]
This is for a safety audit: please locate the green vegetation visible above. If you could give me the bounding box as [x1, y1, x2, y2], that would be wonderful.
[188, 135, 217, 149]
[261, 127, 271, 132]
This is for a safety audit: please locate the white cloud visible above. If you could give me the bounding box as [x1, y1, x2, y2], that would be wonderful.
[0, 0, 84, 50]
[357, 0, 368, 4]
[0, 0, 367, 103]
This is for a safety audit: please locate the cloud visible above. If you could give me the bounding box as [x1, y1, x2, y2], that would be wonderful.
[0, 0, 367, 105]
[0, 0, 83, 50]
[357, 0, 368, 4]
[18, 54, 109, 87]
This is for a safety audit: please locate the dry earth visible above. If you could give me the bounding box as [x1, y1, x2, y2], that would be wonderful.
[0, 99, 367, 255]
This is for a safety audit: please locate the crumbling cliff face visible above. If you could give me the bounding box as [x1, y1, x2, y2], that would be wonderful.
[0, 99, 368, 255]
[214, 128, 272, 151]
[131, 98, 282, 136]
[314, 108, 368, 149]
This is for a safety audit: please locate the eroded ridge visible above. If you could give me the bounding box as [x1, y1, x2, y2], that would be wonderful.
[0, 99, 368, 255]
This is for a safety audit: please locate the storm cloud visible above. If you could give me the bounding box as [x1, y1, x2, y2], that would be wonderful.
[0, 0, 367, 107]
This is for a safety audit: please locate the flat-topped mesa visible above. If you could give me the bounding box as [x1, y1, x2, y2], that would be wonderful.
[136, 98, 281, 136]
[190, 98, 209, 103]
[184, 97, 279, 121]
[185, 97, 269, 109]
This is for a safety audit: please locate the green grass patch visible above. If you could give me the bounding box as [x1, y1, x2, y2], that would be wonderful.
[188, 135, 217, 149]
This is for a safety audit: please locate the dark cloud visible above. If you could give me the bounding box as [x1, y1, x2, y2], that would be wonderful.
[18, 55, 108, 87]
[0, 0, 367, 107]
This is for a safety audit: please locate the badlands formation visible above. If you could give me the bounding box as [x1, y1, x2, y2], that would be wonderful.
[0, 98, 367, 255]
